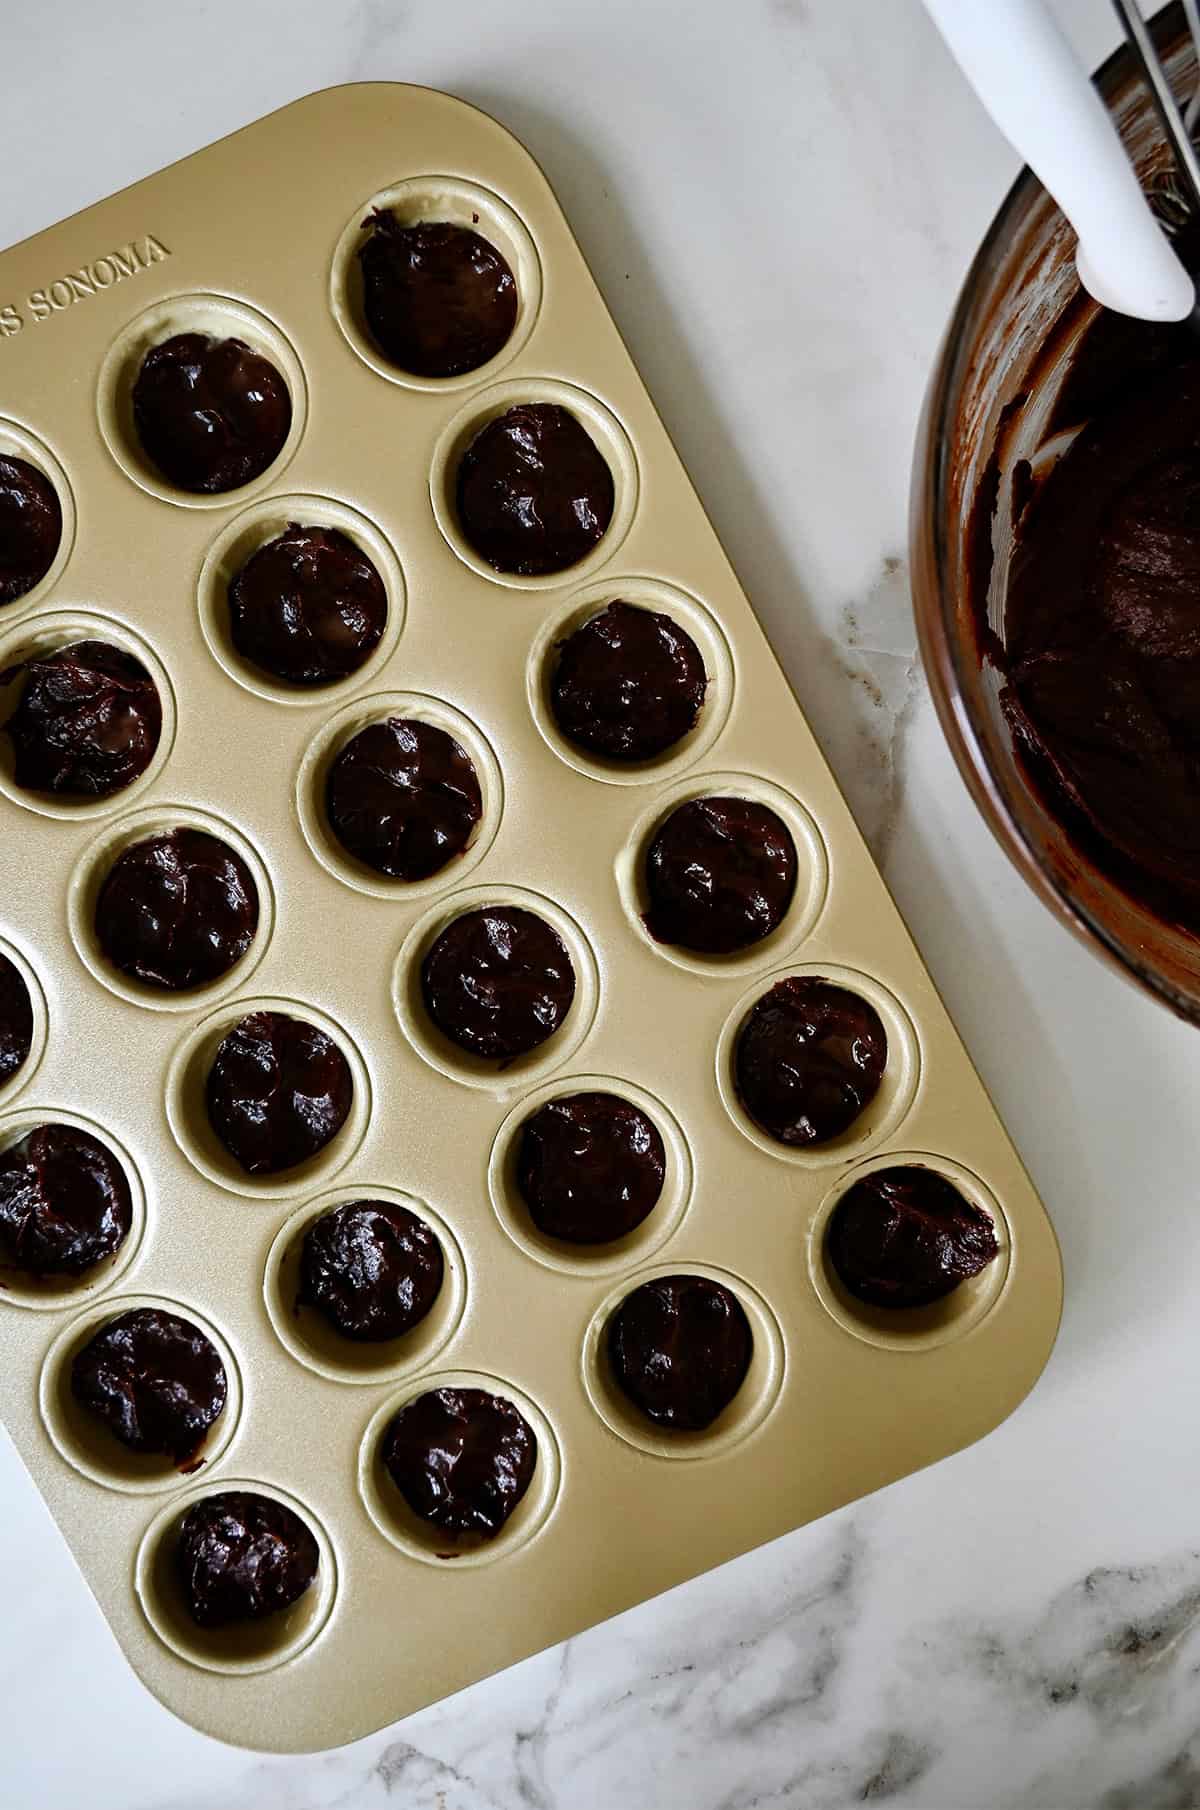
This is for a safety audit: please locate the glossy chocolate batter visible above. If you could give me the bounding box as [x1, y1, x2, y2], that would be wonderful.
[456, 403, 614, 576]
[70, 1306, 227, 1465]
[516, 1091, 665, 1244]
[734, 977, 887, 1146]
[228, 524, 387, 686]
[0, 455, 61, 605]
[0, 1124, 132, 1276]
[644, 796, 797, 953]
[326, 717, 482, 880]
[132, 333, 291, 494]
[94, 827, 258, 991]
[0, 953, 33, 1087]
[382, 1385, 536, 1542]
[177, 1490, 319, 1628]
[358, 212, 518, 378]
[827, 1166, 999, 1310]
[991, 264, 1200, 925]
[421, 905, 575, 1062]
[607, 1274, 752, 1431]
[3, 640, 161, 799]
[298, 1198, 444, 1342]
[206, 1011, 352, 1175]
[551, 600, 708, 761]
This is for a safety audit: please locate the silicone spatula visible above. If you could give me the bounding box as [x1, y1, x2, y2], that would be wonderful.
[923, 0, 1195, 323]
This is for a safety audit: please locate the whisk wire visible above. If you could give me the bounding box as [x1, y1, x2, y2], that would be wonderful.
[1112, 0, 1200, 210]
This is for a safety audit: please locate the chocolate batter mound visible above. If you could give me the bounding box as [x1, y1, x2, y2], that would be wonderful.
[177, 1490, 319, 1628]
[421, 905, 575, 1062]
[986, 242, 1200, 927]
[827, 1166, 999, 1310]
[382, 1385, 536, 1542]
[734, 977, 887, 1146]
[95, 827, 258, 991]
[298, 1198, 444, 1342]
[0, 953, 33, 1087]
[607, 1274, 752, 1430]
[206, 1011, 352, 1175]
[358, 212, 518, 378]
[228, 524, 387, 687]
[70, 1306, 227, 1464]
[0, 1124, 132, 1276]
[551, 600, 708, 761]
[516, 1091, 665, 1244]
[456, 403, 614, 576]
[0, 455, 61, 605]
[132, 333, 291, 494]
[326, 717, 482, 880]
[644, 796, 797, 953]
[3, 640, 161, 800]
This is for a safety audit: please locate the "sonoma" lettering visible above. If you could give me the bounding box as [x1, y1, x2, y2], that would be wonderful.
[0, 235, 171, 339]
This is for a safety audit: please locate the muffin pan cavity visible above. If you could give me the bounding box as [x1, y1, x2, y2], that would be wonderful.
[0, 610, 175, 821]
[263, 1185, 467, 1385]
[488, 1072, 692, 1276]
[716, 962, 921, 1166]
[97, 293, 306, 508]
[297, 691, 502, 899]
[809, 1154, 1012, 1352]
[331, 175, 542, 390]
[135, 1477, 337, 1675]
[430, 377, 638, 590]
[165, 996, 370, 1200]
[357, 1369, 561, 1568]
[38, 1292, 242, 1493]
[616, 772, 828, 978]
[67, 804, 274, 1011]
[0, 416, 75, 623]
[582, 1261, 785, 1461]
[197, 493, 405, 707]
[528, 576, 735, 785]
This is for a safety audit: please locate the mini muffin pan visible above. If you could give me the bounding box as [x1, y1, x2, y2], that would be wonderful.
[0, 85, 1062, 1752]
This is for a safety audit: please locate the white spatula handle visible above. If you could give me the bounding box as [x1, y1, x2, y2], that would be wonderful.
[924, 0, 1194, 322]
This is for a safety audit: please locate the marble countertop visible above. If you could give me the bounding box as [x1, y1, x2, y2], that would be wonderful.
[5, 2, 1200, 1805]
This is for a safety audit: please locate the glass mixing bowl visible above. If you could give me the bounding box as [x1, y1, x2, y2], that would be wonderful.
[911, 5, 1200, 1021]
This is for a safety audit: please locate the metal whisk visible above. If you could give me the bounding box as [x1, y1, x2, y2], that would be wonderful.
[1113, 0, 1200, 229]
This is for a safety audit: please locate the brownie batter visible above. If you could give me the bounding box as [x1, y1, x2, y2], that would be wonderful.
[94, 827, 258, 991]
[456, 403, 614, 576]
[734, 977, 887, 1146]
[827, 1166, 999, 1310]
[298, 1198, 444, 1342]
[644, 796, 797, 954]
[0, 1124, 131, 1276]
[326, 717, 482, 880]
[70, 1306, 227, 1465]
[421, 905, 575, 1062]
[358, 212, 518, 378]
[0, 954, 33, 1087]
[228, 524, 387, 686]
[0, 455, 61, 605]
[177, 1490, 319, 1628]
[607, 1274, 752, 1431]
[551, 600, 708, 762]
[986, 251, 1200, 927]
[206, 1011, 352, 1175]
[132, 333, 291, 494]
[516, 1091, 665, 1244]
[3, 640, 161, 800]
[382, 1385, 536, 1542]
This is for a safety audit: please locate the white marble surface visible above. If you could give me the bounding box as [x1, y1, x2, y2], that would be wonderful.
[5, 2, 1200, 1805]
